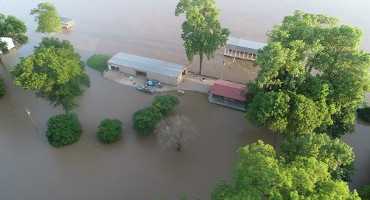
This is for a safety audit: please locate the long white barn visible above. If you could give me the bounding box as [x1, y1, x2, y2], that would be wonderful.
[108, 52, 187, 85]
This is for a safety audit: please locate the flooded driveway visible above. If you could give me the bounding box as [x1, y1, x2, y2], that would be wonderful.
[0, 0, 370, 199]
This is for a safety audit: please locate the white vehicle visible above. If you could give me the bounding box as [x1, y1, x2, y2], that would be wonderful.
[0, 37, 15, 54]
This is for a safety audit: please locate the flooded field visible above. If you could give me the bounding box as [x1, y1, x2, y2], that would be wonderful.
[0, 63, 275, 199]
[0, 0, 370, 199]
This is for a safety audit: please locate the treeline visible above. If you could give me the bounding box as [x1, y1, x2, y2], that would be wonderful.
[210, 9, 370, 200]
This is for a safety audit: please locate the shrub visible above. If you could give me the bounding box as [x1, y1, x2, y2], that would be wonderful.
[15, 34, 28, 45]
[152, 95, 179, 116]
[86, 54, 110, 73]
[46, 113, 82, 147]
[97, 119, 122, 144]
[357, 107, 370, 123]
[0, 78, 6, 98]
[133, 107, 162, 136]
[358, 185, 370, 200]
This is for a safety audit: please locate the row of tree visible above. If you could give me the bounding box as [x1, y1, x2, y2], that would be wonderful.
[0, 13, 27, 55]
[47, 113, 123, 147]
[1, 2, 61, 54]
[210, 10, 370, 200]
[0, 3, 88, 111]
[1, 4, 91, 147]
[1, 3, 56, 99]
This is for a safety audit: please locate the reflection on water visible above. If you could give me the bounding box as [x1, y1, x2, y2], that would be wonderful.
[1, 0, 370, 81]
[0, 0, 370, 198]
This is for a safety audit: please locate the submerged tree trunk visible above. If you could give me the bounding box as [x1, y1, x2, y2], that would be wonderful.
[176, 130, 184, 152]
[176, 142, 182, 152]
[199, 53, 203, 75]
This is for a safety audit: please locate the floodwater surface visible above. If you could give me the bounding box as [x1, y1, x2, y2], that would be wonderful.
[0, 0, 370, 199]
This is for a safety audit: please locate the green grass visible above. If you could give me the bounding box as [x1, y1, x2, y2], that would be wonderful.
[86, 54, 111, 73]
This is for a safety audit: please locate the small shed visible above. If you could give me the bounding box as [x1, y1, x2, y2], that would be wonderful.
[0, 37, 15, 54]
[60, 17, 74, 30]
[208, 79, 247, 111]
[108, 52, 187, 85]
[224, 37, 266, 61]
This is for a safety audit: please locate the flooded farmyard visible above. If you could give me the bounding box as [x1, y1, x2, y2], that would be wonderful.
[0, 0, 370, 199]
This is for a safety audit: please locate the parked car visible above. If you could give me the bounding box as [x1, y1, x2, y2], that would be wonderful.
[145, 80, 162, 88]
[136, 85, 155, 94]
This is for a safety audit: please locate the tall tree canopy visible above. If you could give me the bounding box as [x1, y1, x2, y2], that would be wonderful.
[281, 134, 355, 181]
[0, 41, 7, 54]
[247, 11, 370, 137]
[175, 0, 230, 74]
[31, 2, 61, 33]
[12, 37, 90, 111]
[0, 13, 28, 44]
[212, 140, 360, 200]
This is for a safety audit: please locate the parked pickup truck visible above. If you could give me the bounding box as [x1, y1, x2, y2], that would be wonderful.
[136, 85, 155, 94]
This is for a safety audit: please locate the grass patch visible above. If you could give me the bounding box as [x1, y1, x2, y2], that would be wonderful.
[86, 54, 111, 72]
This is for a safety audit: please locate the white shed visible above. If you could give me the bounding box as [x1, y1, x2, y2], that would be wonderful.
[0, 37, 15, 54]
[108, 52, 187, 85]
[60, 17, 75, 30]
[224, 37, 267, 61]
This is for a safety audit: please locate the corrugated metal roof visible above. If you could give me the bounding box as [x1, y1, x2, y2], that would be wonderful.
[226, 37, 267, 54]
[108, 52, 185, 78]
[60, 17, 73, 23]
[210, 80, 246, 101]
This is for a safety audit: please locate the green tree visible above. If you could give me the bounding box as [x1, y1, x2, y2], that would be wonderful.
[31, 2, 61, 33]
[46, 113, 82, 147]
[0, 41, 7, 54]
[133, 107, 162, 136]
[0, 77, 6, 98]
[12, 37, 90, 111]
[97, 119, 123, 144]
[281, 134, 355, 181]
[358, 185, 370, 200]
[175, 0, 230, 75]
[0, 13, 28, 44]
[247, 11, 370, 137]
[357, 106, 370, 123]
[152, 95, 180, 116]
[212, 141, 360, 200]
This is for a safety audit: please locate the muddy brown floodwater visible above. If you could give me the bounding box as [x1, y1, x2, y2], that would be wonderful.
[0, 0, 370, 199]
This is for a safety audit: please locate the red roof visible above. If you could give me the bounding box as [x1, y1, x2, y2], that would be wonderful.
[210, 80, 247, 101]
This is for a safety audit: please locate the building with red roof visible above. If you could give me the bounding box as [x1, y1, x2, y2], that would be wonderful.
[208, 80, 247, 111]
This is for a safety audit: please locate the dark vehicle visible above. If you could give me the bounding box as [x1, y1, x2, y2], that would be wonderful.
[145, 80, 162, 88]
[136, 85, 155, 94]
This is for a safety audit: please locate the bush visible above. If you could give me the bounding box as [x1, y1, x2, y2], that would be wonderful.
[152, 95, 179, 116]
[86, 54, 111, 73]
[15, 34, 28, 45]
[133, 107, 162, 136]
[358, 185, 370, 200]
[357, 107, 370, 123]
[97, 119, 122, 144]
[0, 78, 6, 98]
[46, 113, 82, 147]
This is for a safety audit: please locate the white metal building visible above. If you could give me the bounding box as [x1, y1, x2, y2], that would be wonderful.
[0, 37, 15, 54]
[60, 17, 75, 30]
[224, 37, 267, 61]
[108, 52, 187, 85]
